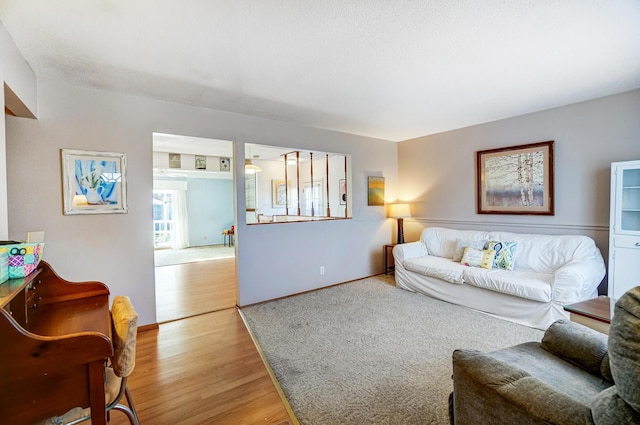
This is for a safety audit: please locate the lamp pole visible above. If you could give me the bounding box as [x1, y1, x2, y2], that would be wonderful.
[397, 217, 405, 244]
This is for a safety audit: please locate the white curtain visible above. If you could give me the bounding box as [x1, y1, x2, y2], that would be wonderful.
[172, 189, 189, 249]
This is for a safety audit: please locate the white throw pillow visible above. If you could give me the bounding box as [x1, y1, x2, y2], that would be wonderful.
[460, 247, 496, 270]
[452, 239, 487, 262]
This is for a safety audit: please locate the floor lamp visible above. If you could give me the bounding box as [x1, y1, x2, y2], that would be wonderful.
[389, 203, 411, 244]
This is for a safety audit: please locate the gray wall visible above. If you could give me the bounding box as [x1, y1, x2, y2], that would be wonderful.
[397, 89, 640, 293]
[6, 78, 398, 325]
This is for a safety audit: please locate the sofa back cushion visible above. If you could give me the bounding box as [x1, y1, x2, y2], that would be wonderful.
[420, 227, 602, 274]
[421, 227, 490, 259]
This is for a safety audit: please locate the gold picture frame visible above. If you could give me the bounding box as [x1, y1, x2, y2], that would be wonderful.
[272, 179, 292, 207]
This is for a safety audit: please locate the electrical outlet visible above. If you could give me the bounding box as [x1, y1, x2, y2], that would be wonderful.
[320, 266, 325, 275]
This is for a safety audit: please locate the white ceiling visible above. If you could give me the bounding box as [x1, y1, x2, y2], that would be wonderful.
[2, 1, 639, 142]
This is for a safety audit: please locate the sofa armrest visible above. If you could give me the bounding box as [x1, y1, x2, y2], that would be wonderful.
[541, 319, 610, 380]
[553, 258, 606, 305]
[452, 349, 592, 425]
[392, 241, 427, 264]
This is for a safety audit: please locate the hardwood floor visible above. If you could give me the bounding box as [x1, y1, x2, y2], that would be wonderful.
[109, 308, 295, 425]
[130, 257, 296, 424]
[155, 257, 236, 323]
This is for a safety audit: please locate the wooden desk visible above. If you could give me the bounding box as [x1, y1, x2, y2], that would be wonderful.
[0, 261, 112, 425]
[563, 296, 611, 334]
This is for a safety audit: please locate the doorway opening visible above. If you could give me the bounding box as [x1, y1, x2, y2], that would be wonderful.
[152, 133, 237, 323]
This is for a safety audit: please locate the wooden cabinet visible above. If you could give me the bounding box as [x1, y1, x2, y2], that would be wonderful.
[609, 160, 640, 300]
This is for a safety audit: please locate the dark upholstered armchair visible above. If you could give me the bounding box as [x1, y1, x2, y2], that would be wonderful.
[450, 286, 640, 425]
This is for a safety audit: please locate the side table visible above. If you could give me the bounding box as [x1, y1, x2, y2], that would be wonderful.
[221, 229, 234, 246]
[384, 244, 396, 275]
[563, 296, 611, 334]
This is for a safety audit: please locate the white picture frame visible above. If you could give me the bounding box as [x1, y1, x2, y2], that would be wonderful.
[61, 149, 128, 215]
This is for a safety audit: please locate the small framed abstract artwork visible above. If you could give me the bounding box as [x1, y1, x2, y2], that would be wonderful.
[339, 179, 347, 205]
[476, 141, 554, 215]
[168, 153, 181, 169]
[368, 176, 385, 206]
[61, 149, 128, 215]
[195, 155, 207, 170]
[272, 179, 292, 207]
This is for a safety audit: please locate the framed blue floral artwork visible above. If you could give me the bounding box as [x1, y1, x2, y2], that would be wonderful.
[61, 149, 128, 215]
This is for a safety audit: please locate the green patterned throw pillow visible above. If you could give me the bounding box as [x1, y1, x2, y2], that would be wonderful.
[485, 241, 517, 270]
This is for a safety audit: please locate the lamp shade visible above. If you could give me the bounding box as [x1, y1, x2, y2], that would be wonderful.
[389, 203, 411, 218]
[244, 159, 262, 174]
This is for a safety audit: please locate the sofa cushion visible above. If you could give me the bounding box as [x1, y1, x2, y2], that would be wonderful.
[422, 227, 491, 259]
[420, 228, 604, 276]
[462, 267, 553, 302]
[485, 240, 518, 270]
[403, 256, 465, 284]
[608, 286, 640, 413]
[452, 238, 488, 262]
[487, 232, 601, 274]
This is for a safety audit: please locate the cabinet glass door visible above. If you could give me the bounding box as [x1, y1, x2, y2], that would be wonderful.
[621, 168, 640, 232]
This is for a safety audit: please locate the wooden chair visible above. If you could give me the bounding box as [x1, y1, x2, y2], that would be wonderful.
[39, 296, 140, 425]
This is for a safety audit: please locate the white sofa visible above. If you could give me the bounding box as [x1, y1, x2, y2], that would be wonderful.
[393, 227, 606, 329]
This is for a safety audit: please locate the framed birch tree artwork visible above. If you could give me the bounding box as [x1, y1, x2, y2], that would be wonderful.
[476, 141, 554, 215]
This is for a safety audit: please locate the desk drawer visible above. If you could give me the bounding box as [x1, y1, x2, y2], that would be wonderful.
[25, 279, 43, 316]
[614, 235, 640, 249]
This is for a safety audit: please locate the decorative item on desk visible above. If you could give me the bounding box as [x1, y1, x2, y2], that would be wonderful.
[389, 203, 411, 244]
[0, 241, 20, 283]
[0, 251, 8, 283]
[0, 242, 45, 278]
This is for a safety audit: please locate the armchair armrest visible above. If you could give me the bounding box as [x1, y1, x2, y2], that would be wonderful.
[592, 386, 640, 424]
[541, 319, 611, 380]
[452, 349, 592, 425]
[392, 241, 427, 264]
[553, 258, 606, 305]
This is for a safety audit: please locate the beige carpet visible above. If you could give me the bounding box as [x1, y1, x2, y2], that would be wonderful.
[154, 244, 235, 267]
[242, 276, 544, 425]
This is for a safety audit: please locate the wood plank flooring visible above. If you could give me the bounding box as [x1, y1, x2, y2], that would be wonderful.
[107, 258, 296, 424]
[155, 257, 236, 323]
[109, 308, 294, 425]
